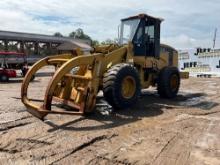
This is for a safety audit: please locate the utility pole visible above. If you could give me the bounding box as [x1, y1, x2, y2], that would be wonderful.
[213, 28, 217, 49]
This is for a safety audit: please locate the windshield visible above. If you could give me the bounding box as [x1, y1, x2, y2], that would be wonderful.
[119, 19, 140, 45]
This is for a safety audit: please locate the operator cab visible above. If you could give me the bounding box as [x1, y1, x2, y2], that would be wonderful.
[119, 14, 163, 58]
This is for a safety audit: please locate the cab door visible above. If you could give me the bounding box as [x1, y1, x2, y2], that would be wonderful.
[145, 19, 161, 59]
[132, 17, 161, 58]
[133, 20, 146, 56]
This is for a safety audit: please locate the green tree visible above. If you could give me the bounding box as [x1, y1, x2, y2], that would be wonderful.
[54, 32, 63, 37]
[91, 40, 100, 47]
[74, 28, 84, 39]
[101, 38, 118, 45]
[69, 31, 76, 38]
[69, 28, 92, 40]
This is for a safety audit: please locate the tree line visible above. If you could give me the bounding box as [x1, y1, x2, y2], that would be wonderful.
[54, 28, 118, 46]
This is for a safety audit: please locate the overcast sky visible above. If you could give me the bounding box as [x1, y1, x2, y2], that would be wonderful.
[0, 0, 220, 49]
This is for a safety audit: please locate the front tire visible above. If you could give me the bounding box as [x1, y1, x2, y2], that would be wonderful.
[157, 67, 180, 98]
[103, 63, 141, 109]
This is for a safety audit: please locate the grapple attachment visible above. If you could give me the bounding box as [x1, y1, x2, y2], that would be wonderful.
[21, 53, 100, 120]
[21, 45, 128, 120]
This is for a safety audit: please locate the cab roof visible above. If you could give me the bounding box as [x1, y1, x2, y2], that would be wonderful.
[121, 13, 164, 22]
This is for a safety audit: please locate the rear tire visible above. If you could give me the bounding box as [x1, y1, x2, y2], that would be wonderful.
[157, 67, 180, 98]
[0, 74, 9, 82]
[103, 63, 141, 109]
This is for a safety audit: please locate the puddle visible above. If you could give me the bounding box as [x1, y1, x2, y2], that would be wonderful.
[179, 96, 205, 107]
[193, 101, 219, 110]
[179, 95, 218, 110]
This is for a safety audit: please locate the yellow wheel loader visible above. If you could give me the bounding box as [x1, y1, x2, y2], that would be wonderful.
[21, 14, 189, 120]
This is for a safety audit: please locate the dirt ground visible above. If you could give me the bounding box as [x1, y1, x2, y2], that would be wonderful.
[0, 68, 220, 165]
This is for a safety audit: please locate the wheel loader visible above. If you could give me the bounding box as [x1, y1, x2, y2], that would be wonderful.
[21, 13, 189, 120]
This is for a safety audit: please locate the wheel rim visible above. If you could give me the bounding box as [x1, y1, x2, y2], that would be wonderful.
[170, 74, 178, 91]
[121, 76, 136, 99]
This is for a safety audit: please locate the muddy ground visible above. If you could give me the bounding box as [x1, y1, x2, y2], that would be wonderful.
[0, 67, 220, 165]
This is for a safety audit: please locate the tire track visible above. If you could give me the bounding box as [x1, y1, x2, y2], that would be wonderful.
[0, 122, 31, 131]
[49, 134, 118, 165]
